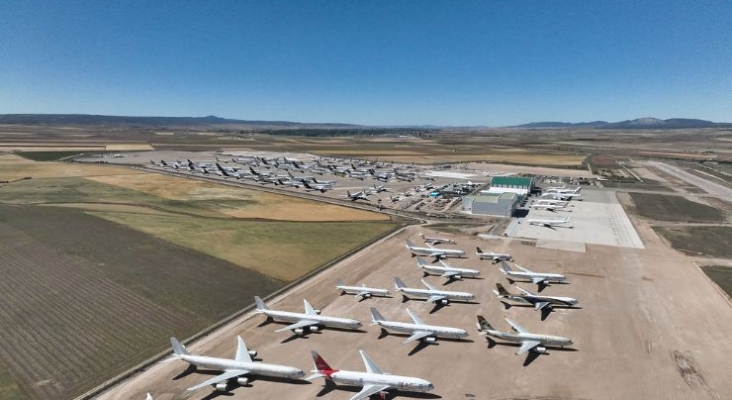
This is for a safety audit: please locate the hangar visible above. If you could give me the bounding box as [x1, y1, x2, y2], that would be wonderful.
[462, 192, 519, 217]
[481, 176, 535, 197]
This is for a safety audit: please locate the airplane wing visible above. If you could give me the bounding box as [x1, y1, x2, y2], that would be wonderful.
[441, 270, 461, 278]
[426, 294, 447, 304]
[515, 265, 532, 273]
[187, 369, 249, 391]
[405, 308, 425, 325]
[515, 286, 535, 296]
[275, 319, 319, 333]
[359, 350, 384, 374]
[531, 276, 547, 284]
[357, 290, 371, 298]
[517, 340, 541, 355]
[533, 301, 551, 311]
[348, 384, 391, 400]
[402, 330, 434, 344]
[505, 318, 528, 334]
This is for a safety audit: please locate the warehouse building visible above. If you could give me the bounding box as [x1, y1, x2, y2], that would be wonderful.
[480, 176, 535, 197]
[462, 192, 519, 217]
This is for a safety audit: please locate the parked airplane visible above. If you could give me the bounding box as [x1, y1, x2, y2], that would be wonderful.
[476, 247, 513, 263]
[415, 257, 480, 282]
[525, 216, 570, 228]
[287, 171, 314, 182]
[394, 277, 476, 305]
[370, 307, 468, 344]
[169, 336, 305, 392]
[306, 349, 434, 400]
[277, 178, 304, 188]
[530, 203, 568, 211]
[499, 261, 566, 289]
[418, 232, 456, 245]
[493, 283, 578, 311]
[145, 394, 152, 400]
[336, 279, 390, 300]
[545, 187, 580, 195]
[254, 296, 362, 335]
[344, 190, 370, 201]
[369, 184, 389, 193]
[313, 177, 337, 185]
[542, 192, 582, 200]
[303, 180, 333, 192]
[476, 316, 573, 355]
[405, 239, 466, 261]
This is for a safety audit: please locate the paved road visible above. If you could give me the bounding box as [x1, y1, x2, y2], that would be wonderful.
[648, 161, 732, 200]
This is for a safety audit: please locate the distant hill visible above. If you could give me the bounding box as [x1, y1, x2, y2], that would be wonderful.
[0, 114, 361, 129]
[514, 118, 732, 129]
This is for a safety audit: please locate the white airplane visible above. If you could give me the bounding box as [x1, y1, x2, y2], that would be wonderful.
[530, 203, 568, 211]
[169, 336, 305, 392]
[415, 257, 480, 282]
[493, 283, 578, 311]
[535, 198, 569, 205]
[476, 316, 573, 355]
[303, 180, 333, 192]
[369, 184, 389, 193]
[344, 190, 370, 201]
[306, 349, 434, 400]
[145, 394, 153, 400]
[335, 279, 390, 300]
[525, 216, 570, 228]
[287, 171, 314, 182]
[499, 261, 566, 289]
[254, 296, 362, 335]
[476, 247, 512, 263]
[394, 277, 476, 305]
[405, 239, 465, 261]
[313, 177, 337, 185]
[418, 232, 456, 245]
[545, 187, 580, 194]
[542, 192, 581, 200]
[370, 307, 468, 344]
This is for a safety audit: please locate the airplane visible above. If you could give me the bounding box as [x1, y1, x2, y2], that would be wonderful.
[169, 336, 305, 392]
[415, 257, 480, 282]
[277, 178, 304, 188]
[530, 202, 569, 211]
[544, 187, 580, 195]
[418, 232, 456, 245]
[535, 198, 569, 205]
[405, 239, 466, 261]
[254, 296, 362, 336]
[287, 171, 314, 182]
[312, 177, 337, 185]
[145, 394, 152, 400]
[525, 216, 570, 228]
[306, 349, 434, 400]
[370, 307, 468, 344]
[369, 184, 389, 194]
[368, 169, 393, 182]
[335, 279, 390, 300]
[476, 247, 512, 263]
[476, 316, 573, 355]
[394, 277, 476, 305]
[303, 180, 333, 192]
[493, 283, 578, 312]
[344, 190, 370, 201]
[149, 160, 168, 167]
[542, 192, 581, 201]
[499, 261, 566, 289]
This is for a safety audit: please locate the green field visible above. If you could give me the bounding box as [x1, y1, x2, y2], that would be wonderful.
[628, 192, 724, 223]
[655, 226, 732, 259]
[701, 266, 732, 299]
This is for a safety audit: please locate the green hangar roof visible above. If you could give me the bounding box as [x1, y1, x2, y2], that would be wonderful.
[490, 176, 534, 189]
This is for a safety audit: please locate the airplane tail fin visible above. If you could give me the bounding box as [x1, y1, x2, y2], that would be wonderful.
[311, 350, 334, 373]
[405, 239, 414, 248]
[476, 247, 483, 254]
[370, 307, 385, 324]
[254, 296, 269, 311]
[476, 315, 494, 332]
[170, 337, 189, 357]
[336, 278, 345, 287]
[495, 283, 511, 297]
[416, 257, 428, 268]
[499, 261, 512, 274]
[394, 277, 407, 289]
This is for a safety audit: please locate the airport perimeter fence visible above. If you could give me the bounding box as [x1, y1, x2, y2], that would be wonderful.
[72, 219, 414, 400]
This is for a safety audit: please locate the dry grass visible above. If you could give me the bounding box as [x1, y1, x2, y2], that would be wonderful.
[0, 154, 145, 180]
[88, 173, 389, 221]
[374, 153, 586, 166]
[37, 203, 174, 215]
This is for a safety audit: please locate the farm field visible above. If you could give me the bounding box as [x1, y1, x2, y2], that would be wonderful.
[627, 192, 724, 223]
[0, 205, 285, 400]
[655, 226, 732, 259]
[702, 266, 732, 299]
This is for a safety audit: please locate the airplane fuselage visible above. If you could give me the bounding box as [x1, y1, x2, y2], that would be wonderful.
[375, 321, 468, 340]
[483, 330, 572, 348]
[258, 310, 362, 330]
[398, 287, 475, 302]
[328, 371, 433, 393]
[407, 246, 466, 259]
[501, 294, 577, 307]
[178, 354, 305, 379]
[506, 272, 566, 283]
[336, 285, 390, 297]
[420, 264, 480, 278]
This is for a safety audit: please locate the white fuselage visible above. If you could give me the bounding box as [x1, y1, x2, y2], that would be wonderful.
[179, 354, 305, 379]
[503, 294, 577, 307]
[330, 371, 433, 393]
[482, 330, 572, 348]
[398, 287, 475, 302]
[527, 218, 568, 226]
[477, 252, 511, 261]
[375, 321, 468, 340]
[420, 264, 480, 278]
[259, 310, 362, 330]
[408, 246, 465, 258]
[337, 285, 390, 297]
[506, 271, 566, 284]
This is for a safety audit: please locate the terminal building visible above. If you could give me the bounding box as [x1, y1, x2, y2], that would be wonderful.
[462, 192, 519, 217]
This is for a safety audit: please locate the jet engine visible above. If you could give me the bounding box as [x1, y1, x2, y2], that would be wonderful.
[440, 299, 449, 305]
[215, 383, 229, 392]
[363, 293, 372, 298]
[236, 377, 249, 386]
[422, 336, 437, 344]
[534, 346, 547, 354]
[314, 309, 321, 315]
[294, 328, 305, 336]
[310, 326, 319, 333]
[248, 350, 257, 358]
[453, 275, 462, 280]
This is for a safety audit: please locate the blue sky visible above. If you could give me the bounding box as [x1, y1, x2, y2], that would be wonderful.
[1, 1, 730, 126]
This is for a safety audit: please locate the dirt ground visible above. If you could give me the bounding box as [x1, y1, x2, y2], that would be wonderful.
[98, 221, 732, 400]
